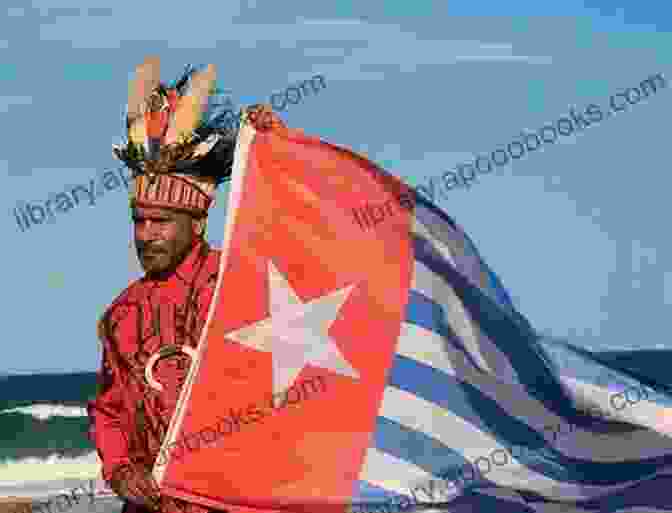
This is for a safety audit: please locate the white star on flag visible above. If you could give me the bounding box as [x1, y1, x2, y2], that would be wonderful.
[225, 260, 360, 403]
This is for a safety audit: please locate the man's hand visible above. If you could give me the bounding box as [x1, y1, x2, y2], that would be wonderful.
[109, 463, 162, 511]
[246, 104, 276, 131]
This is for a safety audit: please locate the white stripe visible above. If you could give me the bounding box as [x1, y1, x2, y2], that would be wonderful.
[396, 321, 456, 375]
[397, 322, 672, 462]
[562, 376, 672, 439]
[358, 447, 435, 494]
[378, 386, 648, 500]
[412, 209, 490, 298]
[412, 217, 457, 268]
[411, 259, 488, 373]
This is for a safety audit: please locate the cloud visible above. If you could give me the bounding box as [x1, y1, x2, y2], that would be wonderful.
[305, 25, 551, 73]
[6, 5, 113, 20]
[37, 1, 246, 48]
[282, 20, 552, 80]
[35, 10, 551, 74]
[6, 7, 25, 17]
[0, 96, 33, 113]
[454, 55, 552, 64]
[301, 47, 351, 58]
[300, 18, 367, 26]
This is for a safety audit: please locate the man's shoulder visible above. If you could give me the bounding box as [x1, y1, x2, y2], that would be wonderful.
[98, 279, 146, 333]
[195, 245, 222, 291]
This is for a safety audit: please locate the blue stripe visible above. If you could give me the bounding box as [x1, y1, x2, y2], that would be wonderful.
[449, 490, 535, 513]
[592, 348, 672, 393]
[574, 473, 672, 510]
[387, 354, 668, 485]
[519, 473, 672, 510]
[460, 228, 516, 311]
[352, 480, 411, 505]
[404, 290, 491, 372]
[403, 289, 450, 338]
[541, 337, 672, 405]
[485, 266, 515, 310]
[412, 192, 459, 231]
[370, 416, 473, 479]
[354, 486, 535, 513]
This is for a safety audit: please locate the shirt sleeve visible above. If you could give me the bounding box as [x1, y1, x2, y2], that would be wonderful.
[87, 317, 132, 483]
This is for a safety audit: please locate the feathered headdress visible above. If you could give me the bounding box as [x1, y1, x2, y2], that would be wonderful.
[113, 56, 239, 216]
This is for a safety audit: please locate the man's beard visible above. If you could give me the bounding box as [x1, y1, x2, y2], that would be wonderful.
[138, 239, 196, 276]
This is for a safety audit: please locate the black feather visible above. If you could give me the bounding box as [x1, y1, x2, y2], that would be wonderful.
[179, 135, 236, 184]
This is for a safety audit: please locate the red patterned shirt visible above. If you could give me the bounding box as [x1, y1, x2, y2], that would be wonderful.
[87, 239, 223, 513]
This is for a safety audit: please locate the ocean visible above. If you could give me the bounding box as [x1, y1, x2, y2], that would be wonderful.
[0, 372, 121, 510]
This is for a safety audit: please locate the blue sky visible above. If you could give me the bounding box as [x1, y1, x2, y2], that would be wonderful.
[2, 0, 671, 374]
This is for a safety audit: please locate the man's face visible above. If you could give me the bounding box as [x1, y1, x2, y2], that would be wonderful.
[132, 205, 202, 276]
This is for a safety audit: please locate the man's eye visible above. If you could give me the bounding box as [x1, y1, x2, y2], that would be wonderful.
[133, 217, 172, 225]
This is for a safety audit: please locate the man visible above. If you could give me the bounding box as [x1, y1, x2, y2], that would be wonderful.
[87, 57, 275, 513]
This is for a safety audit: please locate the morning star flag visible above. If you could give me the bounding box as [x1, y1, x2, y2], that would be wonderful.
[153, 108, 672, 513]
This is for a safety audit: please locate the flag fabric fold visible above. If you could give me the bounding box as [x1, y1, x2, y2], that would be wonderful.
[153, 109, 672, 513]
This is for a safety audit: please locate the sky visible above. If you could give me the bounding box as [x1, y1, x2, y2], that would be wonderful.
[1, 0, 671, 374]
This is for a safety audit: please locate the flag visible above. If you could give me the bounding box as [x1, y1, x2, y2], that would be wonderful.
[153, 109, 672, 513]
